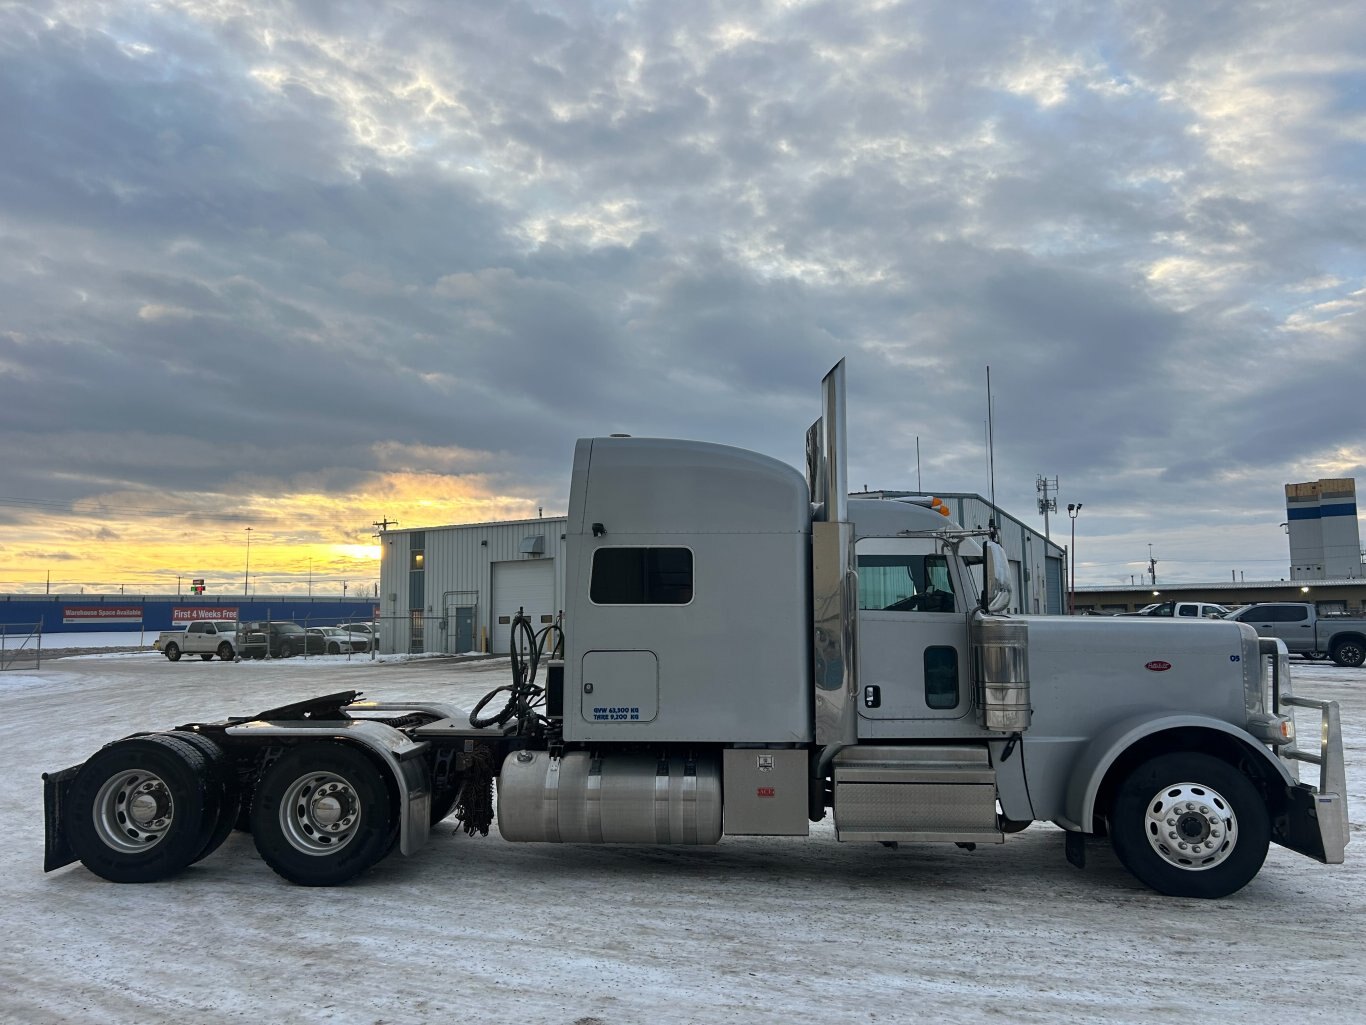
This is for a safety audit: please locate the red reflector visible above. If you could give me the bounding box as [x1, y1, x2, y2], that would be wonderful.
[1145, 660, 1172, 672]
[756, 787, 775, 798]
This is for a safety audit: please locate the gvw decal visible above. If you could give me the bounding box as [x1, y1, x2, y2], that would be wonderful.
[1145, 660, 1172, 672]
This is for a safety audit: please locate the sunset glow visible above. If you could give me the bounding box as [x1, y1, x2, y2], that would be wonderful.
[0, 472, 552, 595]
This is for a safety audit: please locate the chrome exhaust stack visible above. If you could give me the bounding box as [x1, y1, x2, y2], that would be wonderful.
[809, 360, 860, 750]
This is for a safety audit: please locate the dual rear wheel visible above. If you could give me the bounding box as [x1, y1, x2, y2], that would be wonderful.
[66, 738, 397, 886]
[65, 734, 237, 883]
[249, 743, 397, 886]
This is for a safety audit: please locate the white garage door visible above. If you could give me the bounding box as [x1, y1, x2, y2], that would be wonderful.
[490, 560, 556, 654]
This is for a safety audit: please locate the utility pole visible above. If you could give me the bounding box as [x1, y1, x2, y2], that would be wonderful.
[244, 527, 253, 596]
[1067, 503, 1083, 614]
[1148, 543, 1158, 587]
[1036, 475, 1058, 539]
[373, 517, 399, 535]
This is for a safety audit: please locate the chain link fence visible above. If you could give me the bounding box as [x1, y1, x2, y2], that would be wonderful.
[0, 622, 42, 671]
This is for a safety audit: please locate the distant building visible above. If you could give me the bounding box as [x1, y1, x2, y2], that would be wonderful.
[1286, 478, 1363, 580]
[1075, 578, 1366, 617]
[379, 518, 567, 656]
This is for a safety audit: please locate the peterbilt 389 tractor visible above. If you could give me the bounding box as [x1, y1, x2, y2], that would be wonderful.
[43, 362, 1348, 898]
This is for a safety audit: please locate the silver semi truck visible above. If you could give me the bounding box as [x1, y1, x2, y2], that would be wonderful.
[43, 362, 1349, 898]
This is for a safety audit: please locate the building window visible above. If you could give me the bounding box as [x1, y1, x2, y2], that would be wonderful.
[591, 547, 693, 604]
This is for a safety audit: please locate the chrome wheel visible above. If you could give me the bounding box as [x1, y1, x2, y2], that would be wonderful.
[278, 771, 363, 855]
[92, 770, 175, 852]
[1142, 781, 1237, 870]
[1110, 752, 1269, 898]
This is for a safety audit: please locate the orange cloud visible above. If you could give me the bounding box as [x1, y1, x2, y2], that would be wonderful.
[0, 472, 558, 594]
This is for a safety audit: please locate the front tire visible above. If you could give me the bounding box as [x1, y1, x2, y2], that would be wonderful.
[278, 641, 294, 658]
[217, 642, 234, 661]
[1109, 752, 1269, 898]
[1330, 638, 1365, 668]
[250, 743, 397, 886]
[200, 653, 213, 661]
[164, 643, 181, 662]
[327, 642, 341, 654]
[65, 735, 217, 883]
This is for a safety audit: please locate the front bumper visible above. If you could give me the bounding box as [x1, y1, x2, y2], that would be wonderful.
[1275, 694, 1350, 864]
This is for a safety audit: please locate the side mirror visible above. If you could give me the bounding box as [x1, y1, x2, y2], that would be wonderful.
[981, 540, 1013, 614]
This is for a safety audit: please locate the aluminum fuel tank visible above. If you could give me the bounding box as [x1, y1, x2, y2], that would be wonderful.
[497, 750, 722, 844]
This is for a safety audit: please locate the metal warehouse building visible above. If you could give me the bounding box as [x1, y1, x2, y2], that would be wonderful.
[378, 492, 1065, 656]
[378, 517, 568, 655]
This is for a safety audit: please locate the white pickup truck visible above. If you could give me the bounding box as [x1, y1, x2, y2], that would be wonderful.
[154, 621, 241, 662]
[1120, 600, 1231, 619]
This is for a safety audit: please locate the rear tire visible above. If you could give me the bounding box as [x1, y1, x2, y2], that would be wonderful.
[166, 731, 241, 864]
[164, 643, 181, 662]
[1330, 638, 1365, 668]
[250, 743, 397, 886]
[1109, 752, 1269, 898]
[429, 788, 460, 826]
[65, 735, 217, 883]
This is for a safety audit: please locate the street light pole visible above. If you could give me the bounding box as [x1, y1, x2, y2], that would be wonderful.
[1067, 503, 1083, 615]
[244, 527, 253, 597]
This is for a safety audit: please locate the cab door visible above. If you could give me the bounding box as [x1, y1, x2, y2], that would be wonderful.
[855, 537, 971, 722]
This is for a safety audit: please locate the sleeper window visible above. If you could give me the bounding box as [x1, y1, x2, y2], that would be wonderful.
[591, 547, 693, 605]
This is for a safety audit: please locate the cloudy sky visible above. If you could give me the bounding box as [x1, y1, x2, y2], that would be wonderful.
[1, 0, 1363, 596]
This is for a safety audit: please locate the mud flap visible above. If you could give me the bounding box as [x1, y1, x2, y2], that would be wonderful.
[42, 764, 83, 872]
[1064, 829, 1087, 870]
[1273, 783, 1348, 864]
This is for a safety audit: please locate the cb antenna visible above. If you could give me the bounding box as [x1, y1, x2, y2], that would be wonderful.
[986, 365, 999, 541]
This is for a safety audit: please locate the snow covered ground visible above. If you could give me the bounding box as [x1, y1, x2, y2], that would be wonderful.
[1, 649, 1360, 1025]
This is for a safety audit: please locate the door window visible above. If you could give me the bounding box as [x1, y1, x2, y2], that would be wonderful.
[924, 646, 960, 709]
[857, 553, 956, 613]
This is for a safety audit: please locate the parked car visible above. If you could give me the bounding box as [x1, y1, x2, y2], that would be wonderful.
[337, 622, 379, 651]
[1119, 601, 1230, 619]
[306, 626, 371, 654]
[238, 621, 323, 658]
